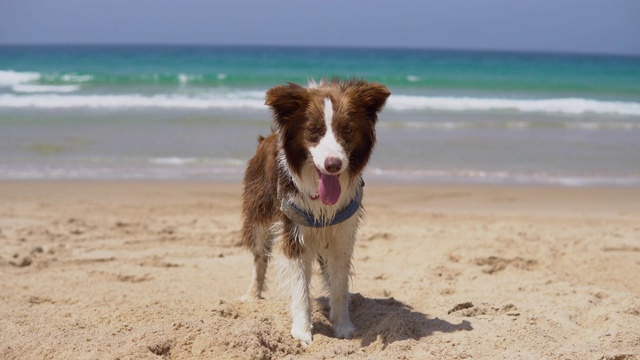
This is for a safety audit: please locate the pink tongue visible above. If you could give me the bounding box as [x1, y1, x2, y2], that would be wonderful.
[318, 173, 341, 205]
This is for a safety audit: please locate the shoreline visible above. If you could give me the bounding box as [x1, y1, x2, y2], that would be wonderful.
[5, 175, 640, 187]
[1, 178, 638, 213]
[1, 180, 639, 358]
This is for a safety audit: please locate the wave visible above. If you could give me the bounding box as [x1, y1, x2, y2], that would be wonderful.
[0, 70, 41, 86]
[148, 157, 244, 166]
[0, 93, 265, 110]
[0, 70, 90, 91]
[387, 95, 640, 116]
[0, 157, 247, 180]
[0, 69, 229, 86]
[1, 162, 636, 186]
[177, 73, 204, 84]
[149, 157, 199, 165]
[406, 75, 421, 82]
[367, 168, 640, 187]
[1, 92, 640, 116]
[57, 73, 94, 83]
[380, 120, 640, 130]
[12, 84, 81, 93]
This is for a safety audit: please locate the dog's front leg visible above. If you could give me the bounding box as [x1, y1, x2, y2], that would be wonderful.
[325, 226, 357, 339]
[285, 254, 313, 346]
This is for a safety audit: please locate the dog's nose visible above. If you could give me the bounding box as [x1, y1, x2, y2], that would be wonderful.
[324, 157, 343, 174]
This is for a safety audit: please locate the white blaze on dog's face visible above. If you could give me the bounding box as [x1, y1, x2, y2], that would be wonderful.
[309, 97, 349, 175]
[308, 98, 349, 205]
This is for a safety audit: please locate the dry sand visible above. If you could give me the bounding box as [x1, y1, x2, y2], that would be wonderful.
[1, 181, 639, 359]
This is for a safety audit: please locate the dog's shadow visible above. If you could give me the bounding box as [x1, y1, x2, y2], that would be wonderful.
[315, 293, 472, 348]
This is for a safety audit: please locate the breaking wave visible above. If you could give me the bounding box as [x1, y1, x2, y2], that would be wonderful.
[387, 95, 640, 116]
[1, 92, 639, 116]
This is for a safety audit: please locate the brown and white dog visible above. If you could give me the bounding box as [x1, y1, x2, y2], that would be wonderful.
[241, 79, 390, 346]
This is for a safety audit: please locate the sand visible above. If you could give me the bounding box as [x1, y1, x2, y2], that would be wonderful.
[1, 181, 639, 359]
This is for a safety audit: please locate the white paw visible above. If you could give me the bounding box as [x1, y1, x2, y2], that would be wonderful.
[333, 320, 356, 339]
[239, 293, 262, 302]
[291, 324, 313, 347]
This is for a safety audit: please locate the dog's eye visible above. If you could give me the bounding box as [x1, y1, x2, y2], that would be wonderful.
[308, 126, 319, 134]
[342, 126, 353, 134]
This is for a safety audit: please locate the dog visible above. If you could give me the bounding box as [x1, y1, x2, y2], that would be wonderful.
[241, 78, 390, 346]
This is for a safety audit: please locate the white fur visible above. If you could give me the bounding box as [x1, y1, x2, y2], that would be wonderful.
[267, 126, 362, 345]
[271, 212, 361, 345]
[246, 85, 368, 346]
[278, 149, 357, 224]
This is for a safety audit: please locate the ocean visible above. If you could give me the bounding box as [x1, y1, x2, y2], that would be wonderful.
[1, 45, 639, 186]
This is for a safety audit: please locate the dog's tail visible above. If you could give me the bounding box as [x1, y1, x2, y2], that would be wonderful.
[257, 126, 277, 143]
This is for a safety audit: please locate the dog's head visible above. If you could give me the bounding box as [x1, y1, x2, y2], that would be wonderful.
[266, 79, 390, 205]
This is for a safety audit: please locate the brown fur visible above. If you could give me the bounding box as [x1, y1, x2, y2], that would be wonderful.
[267, 78, 389, 180]
[242, 79, 389, 259]
[241, 78, 389, 344]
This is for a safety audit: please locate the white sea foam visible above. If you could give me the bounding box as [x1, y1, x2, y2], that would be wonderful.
[381, 121, 472, 129]
[178, 73, 204, 84]
[0, 70, 41, 86]
[59, 74, 93, 83]
[12, 84, 81, 93]
[367, 168, 640, 187]
[0, 166, 244, 180]
[1, 92, 640, 117]
[506, 121, 530, 129]
[387, 95, 640, 116]
[150, 157, 199, 165]
[382, 119, 640, 130]
[149, 157, 245, 166]
[0, 93, 265, 109]
[1, 162, 635, 185]
[406, 75, 421, 82]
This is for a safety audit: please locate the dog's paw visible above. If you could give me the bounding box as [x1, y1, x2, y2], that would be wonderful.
[291, 324, 313, 347]
[239, 294, 262, 302]
[333, 320, 356, 339]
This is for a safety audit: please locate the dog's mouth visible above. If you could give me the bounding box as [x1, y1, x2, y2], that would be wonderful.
[315, 167, 341, 205]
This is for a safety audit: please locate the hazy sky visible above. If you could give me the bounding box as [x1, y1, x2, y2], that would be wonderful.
[1, 0, 639, 55]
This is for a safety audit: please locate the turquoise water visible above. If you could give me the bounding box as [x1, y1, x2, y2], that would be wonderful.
[2, 46, 640, 99]
[1, 45, 639, 185]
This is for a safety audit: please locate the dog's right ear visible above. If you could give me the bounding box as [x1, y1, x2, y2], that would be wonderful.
[265, 83, 309, 121]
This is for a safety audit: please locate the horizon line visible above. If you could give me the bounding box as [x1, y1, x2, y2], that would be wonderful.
[1, 42, 639, 58]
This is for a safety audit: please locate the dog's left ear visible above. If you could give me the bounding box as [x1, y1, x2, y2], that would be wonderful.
[265, 83, 309, 122]
[354, 82, 391, 120]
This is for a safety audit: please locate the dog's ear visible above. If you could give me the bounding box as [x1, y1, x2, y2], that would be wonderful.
[353, 82, 391, 120]
[265, 83, 309, 121]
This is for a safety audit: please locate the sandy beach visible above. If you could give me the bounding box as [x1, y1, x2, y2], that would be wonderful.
[1, 181, 639, 359]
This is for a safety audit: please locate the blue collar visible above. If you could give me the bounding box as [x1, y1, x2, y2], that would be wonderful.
[280, 180, 364, 228]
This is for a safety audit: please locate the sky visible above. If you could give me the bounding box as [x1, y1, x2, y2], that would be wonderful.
[1, 0, 639, 55]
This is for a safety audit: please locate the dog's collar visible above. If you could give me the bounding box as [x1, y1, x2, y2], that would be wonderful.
[279, 179, 364, 228]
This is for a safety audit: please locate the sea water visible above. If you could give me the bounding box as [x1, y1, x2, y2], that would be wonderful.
[1, 45, 639, 185]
